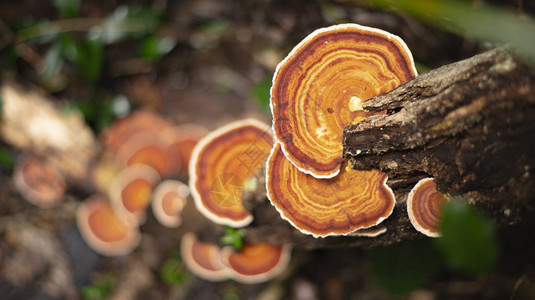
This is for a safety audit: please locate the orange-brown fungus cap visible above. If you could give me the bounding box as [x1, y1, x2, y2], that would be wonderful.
[189, 119, 273, 227]
[220, 243, 291, 284]
[109, 164, 160, 226]
[266, 143, 395, 237]
[270, 23, 417, 178]
[180, 233, 228, 281]
[407, 178, 450, 237]
[13, 155, 66, 207]
[166, 124, 208, 174]
[101, 110, 175, 153]
[117, 131, 180, 177]
[77, 195, 140, 256]
[151, 179, 189, 228]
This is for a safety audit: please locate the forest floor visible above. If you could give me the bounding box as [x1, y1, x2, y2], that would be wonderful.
[1, 1, 535, 299]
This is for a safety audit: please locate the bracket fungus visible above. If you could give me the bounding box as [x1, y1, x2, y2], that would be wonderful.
[77, 195, 141, 256]
[116, 131, 180, 178]
[167, 124, 208, 175]
[270, 23, 417, 178]
[13, 155, 66, 207]
[109, 164, 161, 226]
[180, 233, 228, 282]
[101, 109, 175, 153]
[151, 179, 189, 228]
[189, 119, 273, 227]
[266, 143, 395, 237]
[220, 243, 292, 284]
[407, 178, 450, 238]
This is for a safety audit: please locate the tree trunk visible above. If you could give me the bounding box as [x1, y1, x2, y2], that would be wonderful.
[243, 49, 535, 249]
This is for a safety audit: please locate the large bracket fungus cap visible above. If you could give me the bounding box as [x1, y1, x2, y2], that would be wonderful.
[270, 23, 417, 178]
[76, 195, 141, 256]
[266, 143, 395, 238]
[407, 178, 450, 238]
[189, 119, 273, 227]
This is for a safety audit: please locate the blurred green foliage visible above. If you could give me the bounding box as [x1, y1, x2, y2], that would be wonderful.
[367, 238, 442, 295]
[368, 199, 497, 295]
[220, 226, 247, 251]
[367, 0, 535, 64]
[53, 0, 80, 18]
[251, 77, 272, 113]
[139, 35, 177, 60]
[81, 273, 115, 300]
[0, 147, 15, 171]
[7, 3, 175, 132]
[222, 286, 241, 300]
[160, 250, 189, 286]
[436, 200, 498, 274]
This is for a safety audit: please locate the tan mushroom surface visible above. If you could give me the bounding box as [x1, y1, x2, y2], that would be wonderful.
[77, 195, 141, 256]
[189, 119, 273, 227]
[220, 243, 292, 284]
[13, 155, 66, 207]
[180, 233, 228, 282]
[407, 178, 450, 237]
[270, 23, 417, 178]
[151, 179, 189, 228]
[266, 143, 395, 237]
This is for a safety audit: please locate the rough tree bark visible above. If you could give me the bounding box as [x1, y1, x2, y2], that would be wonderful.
[243, 49, 535, 249]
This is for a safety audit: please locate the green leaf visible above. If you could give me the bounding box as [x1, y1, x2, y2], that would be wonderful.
[435, 200, 498, 274]
[53, 0, 80, 18]
[200, 19, 229, 35]
[161, 257, 188, 286]
[220, 226, 246, 251]
[139, 35, 176, 60]
[75, 39, 103, 82]
[89, 4, 160, 44]
[81, 273, 115, 300]
[367, 239, 442, 295]
[365, 0, 535, 65]
[251, 77, 272, 113]
[0, 147, 14, 171]
[40, 40, 65, 80]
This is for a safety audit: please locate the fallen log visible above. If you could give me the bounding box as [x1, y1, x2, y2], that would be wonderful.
[243, 49, 535, 248]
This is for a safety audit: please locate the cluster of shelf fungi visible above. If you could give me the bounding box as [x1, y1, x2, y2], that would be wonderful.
[3, 22, 534, 284]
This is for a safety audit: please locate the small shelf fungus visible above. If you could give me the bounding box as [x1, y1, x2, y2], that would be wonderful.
[151, 179, 189, 228]
[220, 242, 292, 284]
[13, 155, 66, 207]
[116, 130, 180, 178]
[270, 23, 417, 178]
[101, 109, 175, 153]
[266, 143, 395, 238]
[166, 124, 208, 175]
[189, 119, 273, 227]
[180, 233, 228, 282]
[109, 164, 161, 226]
[77, 195, 141, 256]
[407, 178, 450, 237]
